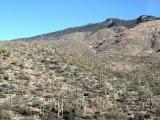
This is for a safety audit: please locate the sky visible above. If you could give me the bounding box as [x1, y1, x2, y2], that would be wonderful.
[0, 0, 160, 40]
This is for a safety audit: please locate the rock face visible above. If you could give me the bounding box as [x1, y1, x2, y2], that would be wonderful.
[151, 32, 160, 52]
[91, 20, 160, 55]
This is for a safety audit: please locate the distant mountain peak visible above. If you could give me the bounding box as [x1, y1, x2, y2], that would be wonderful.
[136, 15, 160, 23]
[105, 18, 121, 22]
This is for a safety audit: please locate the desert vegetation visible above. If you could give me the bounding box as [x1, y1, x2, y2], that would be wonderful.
[0, 17, 160, 120]
[0, 39, 159, 120]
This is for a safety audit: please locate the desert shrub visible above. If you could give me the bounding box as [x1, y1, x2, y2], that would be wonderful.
[0, 67, 4, 74]
[19, 63, 26, 69]
[3, 75, 9, 80]
[0, 49, 6, 54]
[17, 74, 30, 81]
[134, 113, 145, 120]
[0, 93, 7, 98]
[0, 49, 10, 60]
[3, 65, 12, 70]
[31, 100, 43, 108]
[152, 86, 160, 95]
[17, 106, 32, 116]
[0, 110, 15, 120]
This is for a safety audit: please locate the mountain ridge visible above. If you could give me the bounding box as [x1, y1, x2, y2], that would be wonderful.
[14, 15, 160, 41]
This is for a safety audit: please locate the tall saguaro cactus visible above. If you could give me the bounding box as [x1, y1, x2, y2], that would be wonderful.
[81, 95, 86, 116]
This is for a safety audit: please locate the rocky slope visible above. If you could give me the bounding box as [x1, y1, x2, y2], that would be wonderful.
[0, 16, 160, 120]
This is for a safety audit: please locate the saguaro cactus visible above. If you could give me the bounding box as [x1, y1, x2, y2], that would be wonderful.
[57, 100, 60, 117]
[61, 98, 64, 116]
[81, 95, 86, 116]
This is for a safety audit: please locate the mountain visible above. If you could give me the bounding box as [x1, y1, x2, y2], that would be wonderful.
[16, 15, 160, 41]
[0, 16, 160, 120]
[16, 15, 160, 56]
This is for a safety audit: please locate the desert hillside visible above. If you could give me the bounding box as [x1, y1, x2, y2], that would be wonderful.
[0, 16, 160, 120]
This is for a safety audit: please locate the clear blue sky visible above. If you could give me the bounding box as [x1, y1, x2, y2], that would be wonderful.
[0, 0, 160, 40]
